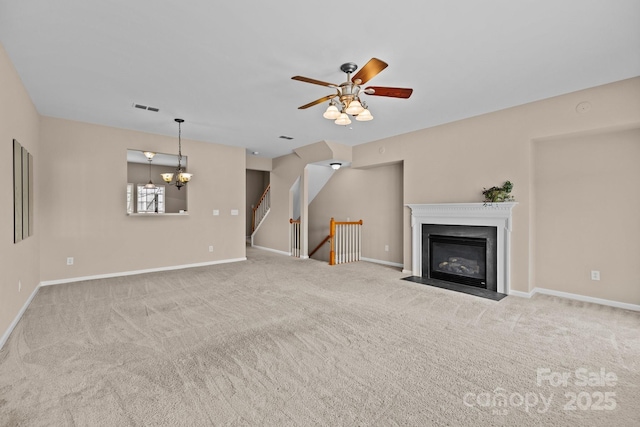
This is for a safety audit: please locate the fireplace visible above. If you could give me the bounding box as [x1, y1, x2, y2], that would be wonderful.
[407, 203, 517, 294]
[423, 224, 497, 291]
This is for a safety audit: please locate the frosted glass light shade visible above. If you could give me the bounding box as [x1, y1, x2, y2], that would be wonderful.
[355, 108, 373, 121]
[143, 151, 156, 159]
[334, 113, 351, 125]
[161, 173, 174, 183]
[178, 173, 193, 183]
[345, 99, 364, 115]
[323, 104, 341, 119]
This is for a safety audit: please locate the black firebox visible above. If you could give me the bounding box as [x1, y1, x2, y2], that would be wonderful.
[422, 224, 497, 291]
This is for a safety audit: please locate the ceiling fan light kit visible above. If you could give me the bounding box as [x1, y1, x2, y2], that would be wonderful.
[292, 58, 413, 126]
[335, 113, 351, 126]
[322, 101, 341, 120]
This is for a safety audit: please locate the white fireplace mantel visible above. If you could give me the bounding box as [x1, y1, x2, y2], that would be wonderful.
[407, 202, 517, 294]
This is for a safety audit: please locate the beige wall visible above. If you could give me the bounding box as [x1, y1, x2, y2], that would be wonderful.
[534, 128, 640, 304]
[308, 163, 403, 264]
[246, 154, 272, 172]
[351, 77, 640, 299]
[38, 117, 246, 281]
[0, 43, 41, 337]
[253, 152, 307, 252]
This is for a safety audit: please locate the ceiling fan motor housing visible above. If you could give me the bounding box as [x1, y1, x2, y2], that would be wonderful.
[338, 82, 358, 107]
[340, 62, 358, 74]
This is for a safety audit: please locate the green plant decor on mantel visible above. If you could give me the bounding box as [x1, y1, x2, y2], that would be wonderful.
[482, 181, 515, 204]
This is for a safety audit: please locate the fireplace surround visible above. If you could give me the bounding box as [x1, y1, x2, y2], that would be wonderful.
[407, 203, 517, 294]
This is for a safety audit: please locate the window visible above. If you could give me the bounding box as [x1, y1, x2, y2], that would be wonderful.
[134, 185, 165, 213]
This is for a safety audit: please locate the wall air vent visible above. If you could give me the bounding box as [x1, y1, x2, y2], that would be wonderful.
[132, 103, 159, 112]
[279, 135, 294, 140]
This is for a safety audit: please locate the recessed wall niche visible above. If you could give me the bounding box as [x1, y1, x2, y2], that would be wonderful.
[126, 149, 188, 214]
[13, 139, 33, 243]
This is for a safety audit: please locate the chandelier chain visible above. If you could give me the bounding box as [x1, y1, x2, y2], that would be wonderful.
[177, 121, 183, 168]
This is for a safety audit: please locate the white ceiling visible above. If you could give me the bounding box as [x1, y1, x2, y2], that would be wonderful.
[1, 1, 639, 159]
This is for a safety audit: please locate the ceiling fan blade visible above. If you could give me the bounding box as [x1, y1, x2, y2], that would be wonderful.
[352, 58, 388, 84]
[365, 86, 413, 99]
[292, 76, 337, 88]
[298, 95, 335, 109]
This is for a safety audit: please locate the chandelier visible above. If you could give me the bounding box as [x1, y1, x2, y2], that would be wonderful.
[161, 118, 192, 190]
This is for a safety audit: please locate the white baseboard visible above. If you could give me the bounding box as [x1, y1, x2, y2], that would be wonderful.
[402, 269, 414, 275]
[40, 257, 247, 287]
[508, 287, 639, 311]
[1, 284, 40, 350]
[361, 257, 404, 269]
[251, 245, 291, 257]
[533, 287, 639, 312]
[507, 289, 533, 298]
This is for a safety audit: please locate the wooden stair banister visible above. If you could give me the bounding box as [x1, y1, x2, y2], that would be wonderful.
[289, 218, 301, 257]
[329, 217, 336, 265]
[252, 184, 271, 232]
[309, 234, 331, 258]
[330, 217, 363, 265]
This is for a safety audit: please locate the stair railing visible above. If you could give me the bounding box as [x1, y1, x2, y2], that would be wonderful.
[329, 217, 363, 265]
[289, 218, 301, 257]
[252, 184, 271, 232]
[309, 234, 331, 258]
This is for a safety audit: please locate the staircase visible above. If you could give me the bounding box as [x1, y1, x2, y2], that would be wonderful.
[296, 217, 363, 265]
[251, 184, 270, 245]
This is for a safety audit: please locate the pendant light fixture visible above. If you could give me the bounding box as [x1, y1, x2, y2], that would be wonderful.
[161, 118, 193, 190]
[143, 151, 156, 189]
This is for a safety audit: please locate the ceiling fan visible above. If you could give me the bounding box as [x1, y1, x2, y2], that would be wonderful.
[292, 58, 413, 125]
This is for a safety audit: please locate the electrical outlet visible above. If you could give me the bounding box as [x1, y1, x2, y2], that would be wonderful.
[231, 209, 239, 216]
[209, 245, 214, 252]
[213, 210, 219, 216]
[18, 280, 21, 292]
[591, 270, 600, 281]
[384, 245, 389, 252]
[67, 257, 74, 265]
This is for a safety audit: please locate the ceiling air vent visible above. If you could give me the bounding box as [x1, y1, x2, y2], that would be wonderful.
[132, 103, 159, 112]
[279, 135, 294, 140]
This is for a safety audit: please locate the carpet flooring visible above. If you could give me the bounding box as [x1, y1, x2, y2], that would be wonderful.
[1, 247, 639, 426]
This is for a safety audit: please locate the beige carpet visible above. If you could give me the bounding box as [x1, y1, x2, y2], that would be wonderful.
[1, 247, 639, 426]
